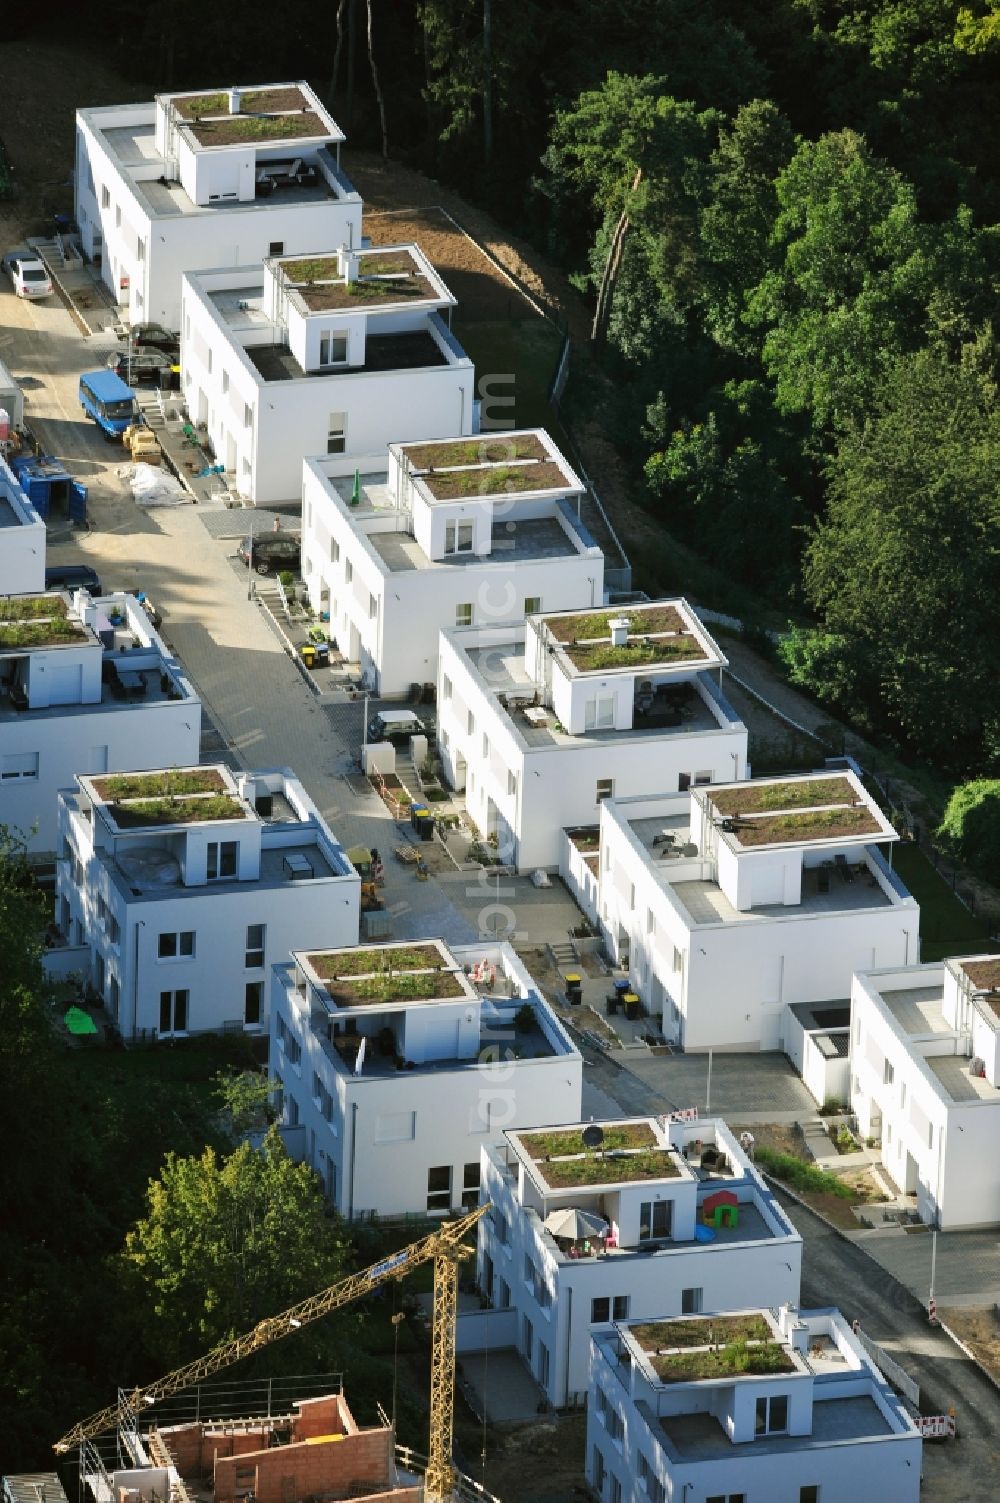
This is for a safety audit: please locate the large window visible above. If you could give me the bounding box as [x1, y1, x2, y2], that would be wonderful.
[319, 332, 348, 367]
[327, 411, 347, 454]
[1, 752, 38, 780]
[158, 930, 195, 959]
[207, 841, 238, 880]
[462, 1161, 480, 1210]
[523, 596, 541, 616]
[755, 1394, 789, 1436]
[245, 923, 265, 968]
[585, 696, 615, 730]
[596, 778, 614, 802]
[427, 1165, 452, 1213]
[456, 603, 473, 627]
[681, 1286, 703, 1314]
[445, 520, 474, 554]
[244, 982, 263, 1027]
[159, 989, 189, 1035]
[639, 1200, 672, 1241]
[638, 1455, 665, 1503]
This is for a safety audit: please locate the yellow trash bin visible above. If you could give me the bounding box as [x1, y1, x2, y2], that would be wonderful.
[300, 643, 316, 668]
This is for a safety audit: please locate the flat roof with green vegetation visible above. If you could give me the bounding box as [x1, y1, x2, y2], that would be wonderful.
[309, 943, 449, 980]
[92, 769, 228, 801]
[710, 776, 857, 817]
[633, 1315, 773, 1352]
[539, 602, 710, 674]
[107, 795, 247, 829]
[172, 87, 327, 147]
[961, 958, 1000, 992]
[401, 434, 548, 469]
[519, 1123, 657, 1157]
[422, 460, 571, 500]
[650, 1338, 794, 1384]
[0, 593, 69, 620]
[0, 614, 88, 650]
[730, 805, 883, 847]
[535, 1147, 680, 1189]
[321, 970, 466, 1008]
[281, 249, 436, 312]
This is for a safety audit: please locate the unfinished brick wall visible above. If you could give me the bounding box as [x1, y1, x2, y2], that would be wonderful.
[213, 1425, 394, 1503]
[290, 1395, 349, 1440]
[158, 1423, 272, 1478]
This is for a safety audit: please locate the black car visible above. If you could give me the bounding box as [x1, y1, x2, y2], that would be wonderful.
[237, 534, 301, 575]
[45, 563, 103, 595]
[125, 322, 180, 354]
[106, 348, 174, 385]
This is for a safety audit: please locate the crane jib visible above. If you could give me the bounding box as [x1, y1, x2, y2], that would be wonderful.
[368, 1250, 409, 1281]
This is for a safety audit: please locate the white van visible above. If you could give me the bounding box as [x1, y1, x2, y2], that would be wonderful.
[367, 709, 427, 746]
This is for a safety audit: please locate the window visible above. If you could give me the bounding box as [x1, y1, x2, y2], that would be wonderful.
[523, 596, 541, 616]
[491, 1207, 509, 1245]
[427, 1165, 452, 1212]
[681, 1286, 703, 1314]
[101, 185, 110, 209]
[222, 370, 230, 395]
[319, 332, 348, 367]
[612, 1295, 630, 1320]
[1, 752, 39, 780]
[901, 1083, 907, 1108]
[245, 923, 265, 968]
[593, 1448, 605, 1495]
[596, 778, 614, 802]
[158, 931, 195, 959]
[609, 1478, 621, 1503]
[456, 603, 473, 627]
[345, 559, 353, 584]
[207, 348, 212, 375]
[707, 1496, 745, 1503]
[136, 237, 145, 263]
[884, 1058, 895, 1086]
[369, 592, 378, 619]
[928, 1121, 934, 1149]
[327, 411, 347, 454]
[467, 710, 476, 736]
[159, 989, 189, 1035]
[330, 536, 340, 564]
[269, 240, 284, 256]
[244, 403, 253, 430]
[638, 1456, 665, 1503]
[585, 696, 615, 731]
[497, 1277, 510, 1308]
[672, 946, 683, 974]
[800, 1489, 820, 1503]
[678, 772, 691, 792]
[109, 973, 120, 1018]
[639, 1201, 672, 1240]
[115, 205, 122, 228]
[445, 520, 474, 554]
[755, 1394, 789, 1436]
[442, 674, 453, 701]
[693, 769, 712, 785]
[95, 953, 105, 997]
[244, 981, 263, 1027]
[507, 769, 517, 797]
[207, 841, 238, 880]
[591, 1298, 611, 1324]
[646, 907, 655, 934]
[537, 1341, 550, 1388]
[462, 1161, 480, 1210]
[482, 734, 490, 759]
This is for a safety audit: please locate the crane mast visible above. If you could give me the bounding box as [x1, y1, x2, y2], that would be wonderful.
[54, 1205, 487, 1503]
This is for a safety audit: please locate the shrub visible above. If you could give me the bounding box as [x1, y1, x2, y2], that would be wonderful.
[938, 779, 1000, 884]
[753, 1146, 855, 1199]
[514, 1003, 536, 1031]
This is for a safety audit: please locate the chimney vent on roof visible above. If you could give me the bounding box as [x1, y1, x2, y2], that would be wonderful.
[608, 616, 631, 648]
[337, 246, 359, 284]
[228, 86, 242, 115]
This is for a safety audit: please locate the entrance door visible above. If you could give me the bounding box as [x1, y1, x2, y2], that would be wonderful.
[904, 1150, 919, 1195]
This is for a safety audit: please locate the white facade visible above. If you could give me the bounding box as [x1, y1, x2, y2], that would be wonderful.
[851, 955, 1000, 1228]
[56, 765, 360, 1039]
[270, 938, 582, 1216]
[0, 590, 199, 853]
[0, 456, 45, 596]
[595, 772, 918, 1050]
[475, 1117, 802, 1407]
[588, 1305, 921, 1503]
[436, 601, 748, 872]
[301, 431, 604, 693]
[74, 82, 362, 328]
[181, 244, 475, 503]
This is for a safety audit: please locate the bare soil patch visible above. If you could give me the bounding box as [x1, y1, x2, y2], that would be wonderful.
[729, 1122, 810, 1160]
[940, 1306, 1000, 1384]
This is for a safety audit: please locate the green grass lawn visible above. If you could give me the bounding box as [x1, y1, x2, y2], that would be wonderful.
[452, 317, 566, 438]
[891, 842, 999, 960]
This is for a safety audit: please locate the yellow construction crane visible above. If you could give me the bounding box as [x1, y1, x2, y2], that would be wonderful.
[54, 1204, 487, 1503]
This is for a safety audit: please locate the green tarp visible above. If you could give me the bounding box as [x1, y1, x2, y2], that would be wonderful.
[64, 1005, 98, 1036]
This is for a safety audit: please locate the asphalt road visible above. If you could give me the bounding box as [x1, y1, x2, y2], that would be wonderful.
[776, 1188, 1000, 1502]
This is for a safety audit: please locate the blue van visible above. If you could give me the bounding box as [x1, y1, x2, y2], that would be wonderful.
[79, 369, 138, 439]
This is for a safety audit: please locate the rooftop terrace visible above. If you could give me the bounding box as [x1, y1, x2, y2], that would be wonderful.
[660, 1396, 893, 1459]
[876, 981, 1000, 1102]
[245, 329, 449, 382]
[368, 515, 581, 573]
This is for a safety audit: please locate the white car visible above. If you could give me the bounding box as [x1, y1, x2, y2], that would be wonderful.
[2, 251, 53, 299]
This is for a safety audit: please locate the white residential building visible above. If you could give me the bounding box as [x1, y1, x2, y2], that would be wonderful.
[270, 938, 582, 1215]
[57, 765, 360, 1039]
[851, 954, 1000, 1228]
[592, 771, 918, 1050]
[300, 430, 604, 694]
[0, 456, 45, 596]
[0, 589, 199, 853]
[588, 1304, 921, 1503]
[74, 81, 362, 328]
[181, 243, 475, 503]
[436, 601, 748, 871]
[475, 1117, 802, 1407]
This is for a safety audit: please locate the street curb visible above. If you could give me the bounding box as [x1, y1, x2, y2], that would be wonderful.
[763, 1171, 1000, 1398]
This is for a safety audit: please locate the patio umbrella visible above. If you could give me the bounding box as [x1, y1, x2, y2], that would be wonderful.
[543, 1207, 609, 1242]
[350, 468, 362, 505]
[64, 1006, 98, 1036]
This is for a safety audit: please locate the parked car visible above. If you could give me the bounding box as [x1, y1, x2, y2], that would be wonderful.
[237, 534, 301, 575]
[106, 348, 174, 385]
[2, 250, 52, 299]
[44, 563, 103, 595]
[124, 322, 180, 354]
[367, 709, 428, 746]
